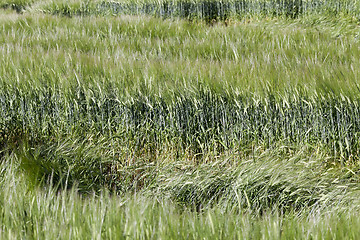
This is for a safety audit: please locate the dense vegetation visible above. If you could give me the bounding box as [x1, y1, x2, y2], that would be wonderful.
[1, 0, 360, 238]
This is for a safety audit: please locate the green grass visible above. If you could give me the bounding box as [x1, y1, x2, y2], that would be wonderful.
[1, 12, 360, 159]
[1, 0, 360, 20]
[1, 11, 359, 96]
[2, 2, 360, 238]
[3, 0, 360, 20]
[0, 0, 33, 12]
[2, 147, 360, 239]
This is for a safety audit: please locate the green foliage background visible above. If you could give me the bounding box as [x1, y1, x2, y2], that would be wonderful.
[1, 0, 360, 238]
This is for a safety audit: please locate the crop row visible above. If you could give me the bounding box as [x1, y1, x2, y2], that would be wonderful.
[1, 86, 359, 160]
[98, 0, 357, 21]
[2, 0, 360, 20]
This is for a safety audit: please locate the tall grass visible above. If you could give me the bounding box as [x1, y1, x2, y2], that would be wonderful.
[1, 12, 360, 159]
[2, 12, 359, 97]
[2, 5, 360, 239]
[3, 85, 360, 161]
[0, 0, 33, 12]
[2, 147, 360, 239]
[3, 0, 360, 20]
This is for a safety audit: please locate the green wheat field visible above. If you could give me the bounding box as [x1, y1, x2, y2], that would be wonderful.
[2, 0, 360, 239]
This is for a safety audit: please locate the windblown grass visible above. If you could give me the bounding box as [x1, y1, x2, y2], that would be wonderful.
[1, 13, 360, 159]
[2, 147, 360, 239]
[1, 5, 360, 239]
[3, 0, 360, 21]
